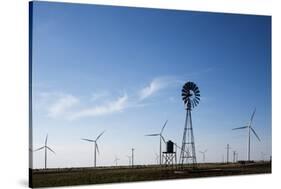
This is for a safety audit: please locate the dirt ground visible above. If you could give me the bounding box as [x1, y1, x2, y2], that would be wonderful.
[30, 161, 271, 188]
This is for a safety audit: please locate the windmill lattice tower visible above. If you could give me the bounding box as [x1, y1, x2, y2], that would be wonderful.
[179, 81, 200, 167]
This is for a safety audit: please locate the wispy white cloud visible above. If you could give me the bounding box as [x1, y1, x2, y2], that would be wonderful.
[139, 77, 180, 100]
[70, 94, 128, 120]
[90, 91, 109, 102]
[36, 76, 185, 121]
[47, 94, 79, 118]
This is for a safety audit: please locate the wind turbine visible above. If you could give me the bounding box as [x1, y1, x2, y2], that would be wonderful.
[34, 134, 55, 169]
[145, 120, 168, 165]
[232, 108, 261, 161]
[154, 152, 159, 164]
[126, 155, 132, 166]
[199, 149, 207, 163]
[81, 131, 105, 167]
[114, 156, 120, 166]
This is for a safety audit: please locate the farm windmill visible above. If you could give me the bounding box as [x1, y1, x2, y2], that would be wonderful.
[179, 81, 200, 166]
[145, 120, 168, 165]
[34, 134, 55, 169]
[232, 108, 261, 161]
[81, 131, 105, 167]
[199, 149, 207, 163]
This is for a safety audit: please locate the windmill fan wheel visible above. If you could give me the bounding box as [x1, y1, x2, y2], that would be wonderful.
[182, 81, 200, 109]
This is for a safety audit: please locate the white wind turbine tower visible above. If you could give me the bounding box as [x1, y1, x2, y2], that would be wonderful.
[81, 131, 105, 167]
[199, 149, 207, 163]
[145, 120, 168, 165]
[34, 134, 55, 169]
[232, 108, 261, 161]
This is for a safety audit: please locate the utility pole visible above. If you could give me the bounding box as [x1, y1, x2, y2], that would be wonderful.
[226, 144, 231, 163]
[233, 151, 236, 163]
[132, 148, 134, 167]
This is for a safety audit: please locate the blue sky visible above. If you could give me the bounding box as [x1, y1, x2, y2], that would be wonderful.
[31, 2, 271, 168]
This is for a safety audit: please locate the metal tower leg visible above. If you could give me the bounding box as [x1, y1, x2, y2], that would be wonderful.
[179, 109, 197, 167]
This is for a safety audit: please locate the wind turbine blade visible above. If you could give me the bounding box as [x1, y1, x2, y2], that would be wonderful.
[232, 126, 248, 130]
[160, 135, 166, 143]
[96, 130, 105, 141]
[145, 134, 159, 136]
[81, 138, 94, 142]
[250, 108, 256, 124]
[96, 143, 100, 155]
[34, 146, 44, 152]
[46, 146, 56, 154]
[251, 127, 261, 141]
[45, 134, 48, 146]
[160, 120, 168, 134]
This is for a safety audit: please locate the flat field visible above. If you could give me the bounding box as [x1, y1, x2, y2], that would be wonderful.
[30, 161, 271, 188]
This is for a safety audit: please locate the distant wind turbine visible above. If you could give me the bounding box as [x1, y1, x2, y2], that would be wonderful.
[34, 134, 55, 169]
[81, 131, 105, 167]
[126, 155, 132, 166]
[154, 153, 159, 164]
[114, 156, 120, 166]
[145, 120, 168, 165]
[232, 108, 261, 161]
[199, 149, 208, 163]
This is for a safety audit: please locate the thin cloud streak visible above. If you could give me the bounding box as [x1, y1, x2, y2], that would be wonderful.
[138, 76, 181, 100]
[38, 76, 185, 121]
[69, 94, 128, 120]
[47, 94, 79, 118]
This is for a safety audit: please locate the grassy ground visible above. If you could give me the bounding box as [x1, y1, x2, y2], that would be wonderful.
[30, 161, 271, 188]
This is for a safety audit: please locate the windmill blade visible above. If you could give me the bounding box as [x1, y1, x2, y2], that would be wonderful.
[45, 134, 48, 146]
[81, 138, 94, 142]
[160, 135, 166, 143]
[160, 120, 168, 134]
[96, 143, 100, 155]
[46, 146, 55, 154]
[250, 108, 256, 123]
[34, 146, 44, 152]
[232, 126, 248, 130]
[251, 127, 261, 141]
[145, 134, 159, 136]
[96, 130, 105, 141]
